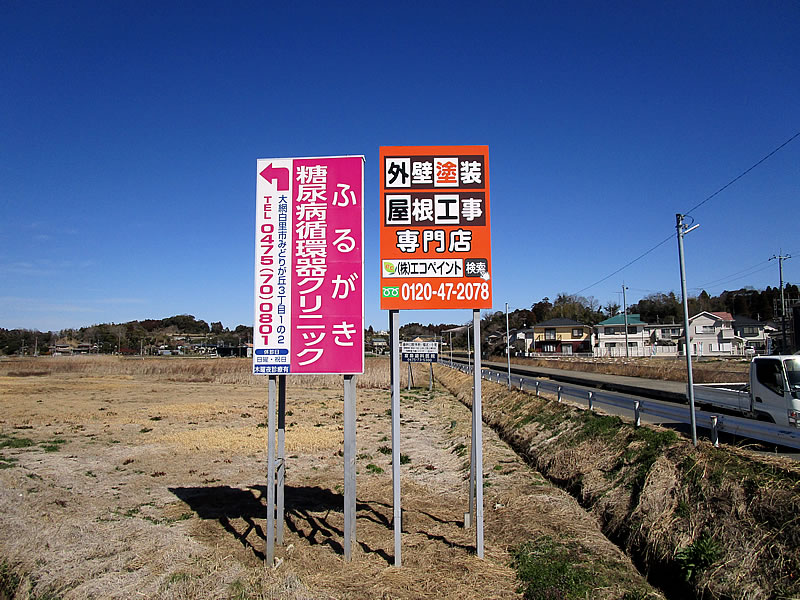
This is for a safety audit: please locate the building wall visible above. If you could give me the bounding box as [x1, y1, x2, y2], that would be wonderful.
[689, 314, 737, 355]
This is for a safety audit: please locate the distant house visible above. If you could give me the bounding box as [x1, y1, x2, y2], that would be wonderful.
[52, 344, 74, 356]
[733, 315, 770, 354]
[684, 311, 743, 356]
[372, 337, 388, 354]
[644, 321, 683, 352]
[516, 318, 592, 355]
[594, 314, 649, 357]
[487, 332, 503, 345]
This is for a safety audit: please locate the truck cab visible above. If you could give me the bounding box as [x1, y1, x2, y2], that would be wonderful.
[750, 356, 800, 427]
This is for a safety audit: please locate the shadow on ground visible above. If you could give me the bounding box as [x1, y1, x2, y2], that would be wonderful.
[169, 484, 394, 563]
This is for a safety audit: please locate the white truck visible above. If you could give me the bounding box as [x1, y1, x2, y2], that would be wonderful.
[693, 355, 800, 427]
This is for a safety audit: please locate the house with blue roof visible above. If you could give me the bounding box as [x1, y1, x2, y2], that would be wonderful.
[594, 313, 649, 357]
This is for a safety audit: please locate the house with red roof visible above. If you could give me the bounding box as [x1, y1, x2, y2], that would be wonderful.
[684, 311, 744, 356]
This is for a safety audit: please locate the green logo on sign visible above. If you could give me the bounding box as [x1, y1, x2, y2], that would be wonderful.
[382, 286, 400, 298]
[384, 262, 396, 274]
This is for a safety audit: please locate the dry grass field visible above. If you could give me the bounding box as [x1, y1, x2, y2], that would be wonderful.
[0, 356, 658, 599]
[498, 355, 750, 383]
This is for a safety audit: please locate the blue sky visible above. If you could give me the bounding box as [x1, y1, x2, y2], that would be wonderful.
[1, 1, 798, 332]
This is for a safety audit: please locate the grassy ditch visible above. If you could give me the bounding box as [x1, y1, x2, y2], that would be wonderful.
[435, 365, 800, 600]
[512, 536, 653, 600]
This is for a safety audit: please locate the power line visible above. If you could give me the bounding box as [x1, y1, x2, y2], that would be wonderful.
[572, 131, 800, 296]
[690, 259, 773, 288]
[685, 131, 800, 216]
[573, 233, 674, 295]
[689, 262, 774, 291]
[687, 247, 797, 291]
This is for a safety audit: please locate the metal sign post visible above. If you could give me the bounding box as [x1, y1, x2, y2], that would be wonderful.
[343, 374, 357, 561]
[390, 310, 402, 566]
[472, 309, 484, 557]
[266, 375, 277, 564]
[277, 376, 286, 545]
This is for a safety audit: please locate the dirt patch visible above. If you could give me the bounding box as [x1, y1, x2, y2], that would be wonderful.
[0, 357, 659, 599]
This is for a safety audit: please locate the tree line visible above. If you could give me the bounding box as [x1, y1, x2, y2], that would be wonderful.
[396, 284, 797, 352]
[2, 284, 795, 355]
[1, 315, 254, 355]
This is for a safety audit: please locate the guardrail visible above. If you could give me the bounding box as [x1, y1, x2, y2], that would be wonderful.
[440, 360, 800, 451]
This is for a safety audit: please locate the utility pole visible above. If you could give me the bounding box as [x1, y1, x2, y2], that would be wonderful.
[622, 283, 630, 357]
[505, 302, 511, 388]
[770, 251, 792, 353]
[677, 214, 700, 446]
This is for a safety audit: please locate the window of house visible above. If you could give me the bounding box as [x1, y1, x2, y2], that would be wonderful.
[543, 343, 556, 353]
[627, 326, 637, 334]
[672, 328, 680, 335]
[627, 342, 637, 348]
[544, 329, 556, 340]
[572, 328, 583, 338]
[606, 342, 617, 348]
[743, 326, 758, 336]
[605, 327, 617, 335]
[702, 325, 715, 334]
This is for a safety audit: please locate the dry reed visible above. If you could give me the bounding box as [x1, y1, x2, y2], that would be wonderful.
[497, 354, 749, 383]
[0, 356, 393, 388]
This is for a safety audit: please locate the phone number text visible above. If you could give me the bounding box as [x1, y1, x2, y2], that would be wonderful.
[401, 282, 489, 302]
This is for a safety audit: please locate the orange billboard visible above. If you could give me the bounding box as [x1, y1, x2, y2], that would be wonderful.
[380, 145, 492, 310]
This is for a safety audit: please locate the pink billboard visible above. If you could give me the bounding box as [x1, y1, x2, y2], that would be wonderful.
[254, 156, 364, 375]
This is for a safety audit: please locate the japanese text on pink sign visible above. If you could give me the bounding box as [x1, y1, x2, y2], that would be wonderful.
[254, 156, 364, 375]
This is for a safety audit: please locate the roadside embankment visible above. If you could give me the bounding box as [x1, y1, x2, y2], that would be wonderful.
[435, 365, 800, 600]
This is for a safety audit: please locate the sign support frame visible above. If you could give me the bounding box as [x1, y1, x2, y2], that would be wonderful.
[255, 154, 365, 566]
[276, 375, 286, 545]
[380, 145, 490, 563]
[343, 374, 357, 561]
[266, 375, 277, 564]
[390, 309, 402, 567]
[472, 309, 484, 557]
